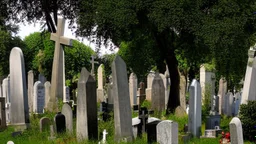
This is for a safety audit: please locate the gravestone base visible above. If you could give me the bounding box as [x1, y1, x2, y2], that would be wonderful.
[200, 129, 217, 138]
[206, 115, 221, 129]
[97, 89, 104, 102]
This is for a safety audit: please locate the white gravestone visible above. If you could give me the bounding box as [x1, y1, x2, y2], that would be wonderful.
[146, 72, 155, 101]
[112, 56, 133, 142]
[241, 47, 256, 104]
[9, 47, 29, 129]
[129, 73, 138, 106]
[188, 79, 202, 138]
[157, 120, 178, 144]
[44, 81, 51, 109]
[229, 117, 244, 144]
[61, 103, 73, 133]
[48, 18, 72, 112]
[27, 70, 34, 113]
[33, 81, 45, 114]
[2, 77, 10, 123]
[97, 64, 104, 102]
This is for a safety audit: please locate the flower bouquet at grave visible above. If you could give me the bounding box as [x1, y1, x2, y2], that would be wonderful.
[219, 131, 230, 144]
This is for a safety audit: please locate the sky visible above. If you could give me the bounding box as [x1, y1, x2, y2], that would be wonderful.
[17, 20, 118, 56]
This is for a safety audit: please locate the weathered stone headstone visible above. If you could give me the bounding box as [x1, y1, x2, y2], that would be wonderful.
[38, 73, 46, 84]
[146, 72, 155, 101]
[97, 64, 104, 102]
[54, 112, 66, 133]
[151, 73, 165, 112]
[160, 73, 169, 109]
[9, 47, 29, 129]
[112, 56, 133, 142]
[157, 120, 178, 144]
[174, 106, 187, 117]
[218, 77, 227, 114]
[225, 92, 234, 116]
[200, 65, 216, 105]
[0, 97, 6, 131]
[234, 92, 241, 116]
[39, 117, 51, 132]
[188, 79, 202, 138]
[180, 75, 187, 111]
[61, 103, 73, 133]
[129, 73, 138, 106]
[229, 117, 243, 144]
[77, 68, 98, 141]
[44, 81, 51, 109]
[27, 70, 34, 113]
[107, 82, 114, 111]
[33, 81, 45, 114]
[241, 47, 256, 104]
[48, 18, 72, 112]
[63, 86, 70, 102]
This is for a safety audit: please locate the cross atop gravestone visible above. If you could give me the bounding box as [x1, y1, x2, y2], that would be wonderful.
[90, 55, 99, 77]
[48, 18, 73, 112]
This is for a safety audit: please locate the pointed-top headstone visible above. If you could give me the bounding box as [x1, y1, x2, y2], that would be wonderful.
[48, 18, 73, 112]
[112, 55, 133, 142]
[77, 68, 98, 141]
[9, 47, 29, 129]
[188, 79, 202, 138]
[62, 103, 73, 133]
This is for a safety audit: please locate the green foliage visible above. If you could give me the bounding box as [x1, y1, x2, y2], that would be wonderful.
[239, 101, 256, 141]
[220, 115, 232, 132]
[141, 100, 151, 109]
[99, 53, 116, 78]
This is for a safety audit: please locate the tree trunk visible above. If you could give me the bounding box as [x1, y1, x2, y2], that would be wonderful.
[166, 49, 180, 114]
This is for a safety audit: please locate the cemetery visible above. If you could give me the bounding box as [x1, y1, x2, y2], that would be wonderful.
[1, 1, 256, 144]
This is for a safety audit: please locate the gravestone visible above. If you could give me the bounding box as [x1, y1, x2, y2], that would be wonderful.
[2, 77, 10, 123]
[38, 73, 46, 84]
[129, 73, 138, 106]
[77, 68, 98, 141]
[160, 73, 169, 109]
[234, 92, 241, 116]
[146, 72, 155, 101]
[210, 95, 219, 114]
[180, 75, 187, 111]
[0, 97, 6, 131]
[54, 112, 66, 133]
[242, 47, 256, 104]
[151, 73, 165, 112]
[229, 117, 243, 144]
[61, 103, 73, 133]
[157, 120, 178, 144]
[107, 82, 114, 111]
[33, 81, 45, 114]
[132, 117, 141, 138]
[63, 86, 70, 102]
[137, 82, 146, 107]
[206, 115, 221, 129]
[218, 77, 227, 114]
[97, 64, 104, 102]
[175, 106, 187, 117]
[44, 81, 51, 109]
[27, 70, 34, 113]
[9, 47, 29, 129]
[188, 79, 202, 138]
[112, 56, 133, 142]
[200, 65, 216, 105]
[48, 18, 72, 112]
[224, 92, 233, 116]
[39, 117, 51, 132]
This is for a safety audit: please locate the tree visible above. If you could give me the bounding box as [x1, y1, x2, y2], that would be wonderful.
[7, 0, 256, 113]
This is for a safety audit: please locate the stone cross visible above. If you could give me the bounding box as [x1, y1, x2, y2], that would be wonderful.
[48, 18, 73, 112]
[188, 79, 202, 138]
[229, 117, 244, 144]
[139, 108, 148, 134]
[9, 47, 29, 130]
[90, 55, 99, 76]
[102, 129, 108, 144]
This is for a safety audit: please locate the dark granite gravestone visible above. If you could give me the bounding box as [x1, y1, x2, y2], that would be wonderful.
[54, 112, 66, 133]
[147, 120, 161, 144]
[206, 115, 221, 129]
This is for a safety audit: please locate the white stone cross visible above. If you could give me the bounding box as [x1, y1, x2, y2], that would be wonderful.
[90, 55, 99, 75]
[48, 17, 73, 112]
[102, 129, 108, 144]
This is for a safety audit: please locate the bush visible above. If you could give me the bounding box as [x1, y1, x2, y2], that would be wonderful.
[239, 101, 256, 142]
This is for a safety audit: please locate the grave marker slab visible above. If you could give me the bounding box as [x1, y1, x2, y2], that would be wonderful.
[27, 70, 34, 113]
[54, 112, 66, 133]
[229, 117, 243, 144]
[63, 86, 70, 102]
[146, 72, 155, 101]
[77, 68, 98, 141]
[157, 120, 178, 144]
[218, 77, 227, 114]
[129, 73, 137, 106]
[180, 75, 187, 111]
[188, 79, 202, 138]
[44, 81, 51, 109]
[9, 47, 29, 129]
[33, 81, 45, 114]
[112, 56, 133, 142]
[151, 73, 165, 112]
[97, 64, 104, 102]
[61, 103, 73, 133]
[40, 117, 51, 132]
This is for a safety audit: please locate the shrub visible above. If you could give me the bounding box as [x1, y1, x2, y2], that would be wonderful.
[239, 101, 256, 142]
